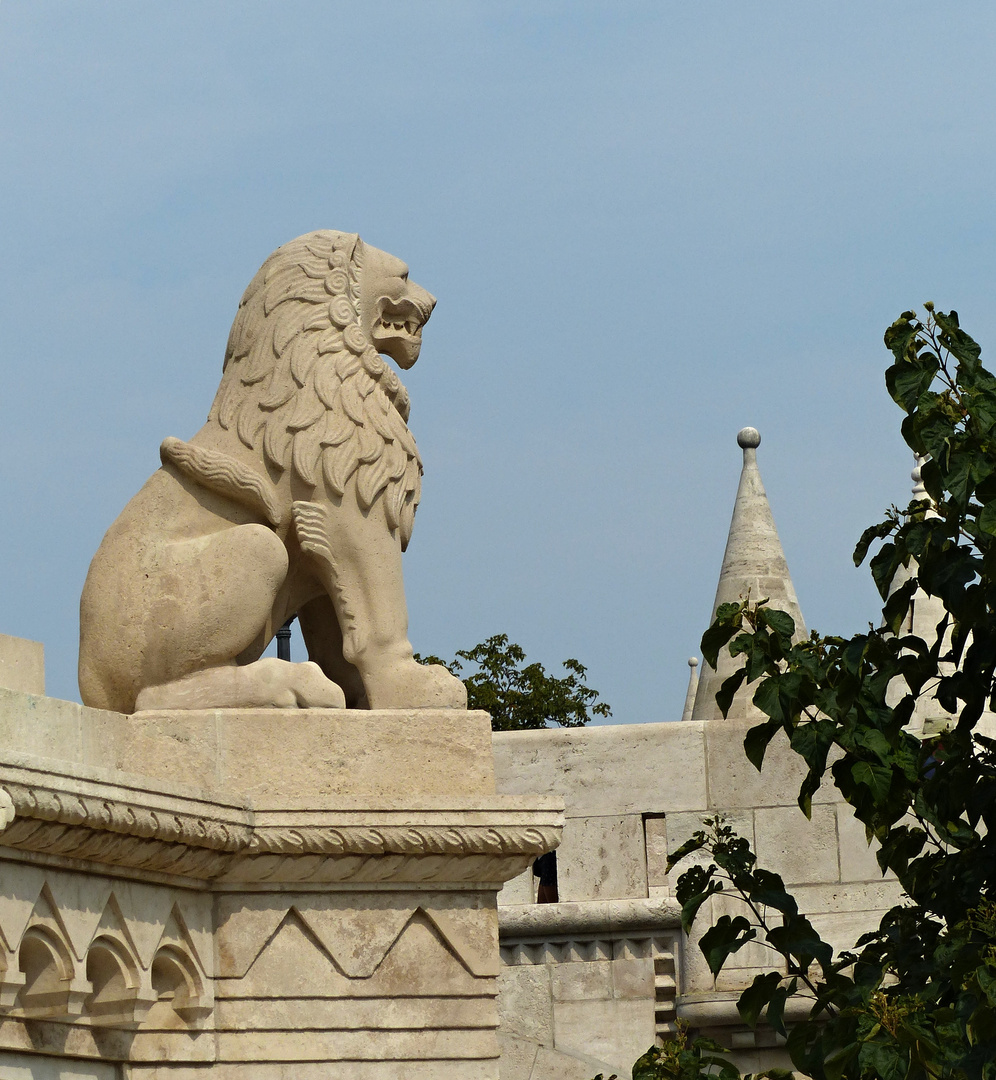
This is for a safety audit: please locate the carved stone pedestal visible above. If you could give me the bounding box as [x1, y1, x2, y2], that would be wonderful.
[0, 691, 562, 1078]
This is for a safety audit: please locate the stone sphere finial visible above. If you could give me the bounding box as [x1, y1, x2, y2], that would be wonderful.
[737, 427, 761, 449]
[688, 657, 698, 668]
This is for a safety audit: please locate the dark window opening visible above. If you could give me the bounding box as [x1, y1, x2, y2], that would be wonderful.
[532, 851, 558, 903]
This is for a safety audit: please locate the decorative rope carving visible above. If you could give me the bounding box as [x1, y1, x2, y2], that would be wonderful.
[0, 782, 251, 850]
[221, 851, 539, 885]
[0, 779, 561, 885]
[0, 817, 232, 877]
[248, 824, 559, 856]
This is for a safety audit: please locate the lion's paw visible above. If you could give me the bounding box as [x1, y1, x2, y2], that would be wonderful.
[364, 660, 468, 710]
[261, 659, 347, 709]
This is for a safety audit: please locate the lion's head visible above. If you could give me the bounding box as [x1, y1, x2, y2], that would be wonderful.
[207, 231, 435, 548]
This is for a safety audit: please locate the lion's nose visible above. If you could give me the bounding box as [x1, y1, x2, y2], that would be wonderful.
[412, 283, 436, 319]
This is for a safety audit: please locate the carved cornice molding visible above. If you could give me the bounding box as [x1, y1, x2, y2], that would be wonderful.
[499, 896, 681, 943]
[0, 770, 251, 878]
[0, 764, 562, 885]
[248, 821, 559, 855]
[1, 778, 252, 849]
[224, 818, 561, 884]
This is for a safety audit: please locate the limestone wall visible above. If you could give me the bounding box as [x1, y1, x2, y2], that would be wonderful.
[0, 675, 562, 1080]
[0, 635, 44, 697]
[492, 720, 902, 1079]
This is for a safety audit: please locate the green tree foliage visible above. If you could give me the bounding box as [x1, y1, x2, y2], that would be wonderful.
[658, 307, 996, 1080]
[416, 633, 611, 731]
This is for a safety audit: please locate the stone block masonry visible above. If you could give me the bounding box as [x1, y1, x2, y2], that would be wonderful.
[0, 688, 562, 1078]
[0, 635, 44, 696]
[493, 719, 903, 1078]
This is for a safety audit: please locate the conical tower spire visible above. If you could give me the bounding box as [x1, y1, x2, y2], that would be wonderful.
[690, 428, 806, 722]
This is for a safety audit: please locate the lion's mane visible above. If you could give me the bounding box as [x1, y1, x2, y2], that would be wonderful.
[207, 231, 422, 548]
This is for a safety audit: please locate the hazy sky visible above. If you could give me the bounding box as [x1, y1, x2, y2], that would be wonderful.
[3, 3, 996, 722]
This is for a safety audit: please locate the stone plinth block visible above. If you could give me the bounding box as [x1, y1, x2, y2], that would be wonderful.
[0, 699, 562, 1078]
[0, 634, 44, 696]
[0, 691, 496, 800]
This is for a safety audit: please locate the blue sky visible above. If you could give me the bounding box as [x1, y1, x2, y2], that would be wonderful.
[3, 3, 996, 722]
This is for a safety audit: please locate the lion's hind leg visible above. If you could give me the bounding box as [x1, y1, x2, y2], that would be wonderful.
[128, 522, 345, 711]
[134, 657, 346, 711]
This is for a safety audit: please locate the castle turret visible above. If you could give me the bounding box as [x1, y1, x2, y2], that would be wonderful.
[690, 427, 806, 722]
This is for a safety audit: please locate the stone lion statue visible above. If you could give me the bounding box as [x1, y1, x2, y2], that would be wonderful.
[79, 230, 467, 714]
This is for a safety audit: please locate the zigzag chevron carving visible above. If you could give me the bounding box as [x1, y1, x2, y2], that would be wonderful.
[219, 898, 499, 981]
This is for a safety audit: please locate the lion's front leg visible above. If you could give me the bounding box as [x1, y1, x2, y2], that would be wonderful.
[292, 499, 466, 710]
[297, 595, 368, 709]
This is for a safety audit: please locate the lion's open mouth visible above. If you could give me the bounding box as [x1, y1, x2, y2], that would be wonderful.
[375, 297, 429, 341]
[380, 316, 422, 337]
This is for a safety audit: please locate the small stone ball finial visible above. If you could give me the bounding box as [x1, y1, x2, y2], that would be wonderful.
[737, 427, 761, 449]
[688, 657, 698, 668]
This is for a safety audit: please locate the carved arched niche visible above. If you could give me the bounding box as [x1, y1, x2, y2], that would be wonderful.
[17, 925, 89, 1019]
[148, 944, 211, 1026]
[85, 935, 154, 1028]
[0, 938, 26, 1010]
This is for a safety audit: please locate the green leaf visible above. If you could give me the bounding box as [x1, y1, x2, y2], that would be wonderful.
[822, 1041, 860, 1080]
[752, 675, 796, 724]
[979, 499, 996, 537]
[851, 760, 892, 804]
[854, 727, 893, 765]
[679, 880, 722, 934]
[862, 1042, 910, 1080]
[765, 978, 796, 1037]
[758, 606, 796, 640]
[665, 832, 707, 872]
[748, 868, 798, 915]
[978, 965, 996, 1006]
[700, 915, 757, 976]
[766, 913, 832, 970]
[854, 518, 898, 567]
[886, 354, 939, 412]
[701, 608, 743, 667]
[935, 308, 982, 371]
[883, 576, 916, 634]
[737, 970, 782, 1028]
[884, 313, 919, 364]
[870, 542, 903, 601]
[744, 719, 781, 771]
[716, 668, 747, 719]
